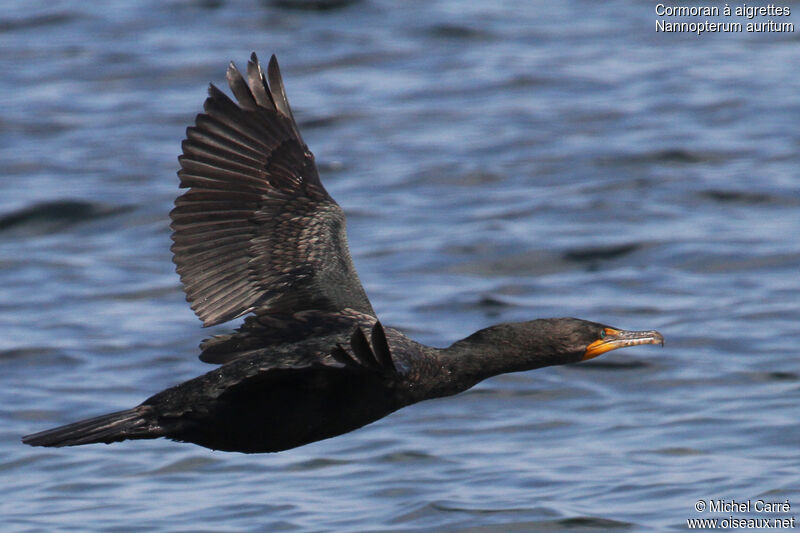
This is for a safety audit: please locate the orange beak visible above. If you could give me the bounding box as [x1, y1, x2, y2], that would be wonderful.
[583, 328, 664, 360]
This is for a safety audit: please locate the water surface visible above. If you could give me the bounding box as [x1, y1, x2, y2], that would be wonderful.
[2, 1, 799, 531]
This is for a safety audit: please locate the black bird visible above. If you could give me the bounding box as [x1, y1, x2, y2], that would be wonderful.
[23, 54, 664, 453]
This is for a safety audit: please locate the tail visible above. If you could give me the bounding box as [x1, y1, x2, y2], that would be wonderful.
[22, 406, 160, 448]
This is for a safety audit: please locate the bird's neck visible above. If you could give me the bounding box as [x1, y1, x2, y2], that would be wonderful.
[435, 322, 574, 397]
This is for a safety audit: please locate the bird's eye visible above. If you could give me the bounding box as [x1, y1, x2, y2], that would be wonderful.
[600, 329, 606, 339]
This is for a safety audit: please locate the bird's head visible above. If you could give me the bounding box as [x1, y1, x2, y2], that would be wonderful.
[440, 317, 664, 395]
[450, 317, 663, 370]
[529, 317, 664, 364]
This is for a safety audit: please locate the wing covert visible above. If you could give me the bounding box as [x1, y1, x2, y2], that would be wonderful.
[171, 53, 374, 326]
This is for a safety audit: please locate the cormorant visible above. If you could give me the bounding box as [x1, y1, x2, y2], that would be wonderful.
[22, 54, 663, 453]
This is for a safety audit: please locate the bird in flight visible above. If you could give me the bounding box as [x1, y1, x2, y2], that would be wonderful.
[23, 54, 664, 453]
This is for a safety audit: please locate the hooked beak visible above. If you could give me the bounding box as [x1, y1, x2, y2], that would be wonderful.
[583, 328, 664, 360]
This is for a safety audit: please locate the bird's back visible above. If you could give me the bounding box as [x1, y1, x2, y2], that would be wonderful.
[144, 313, 438, 452]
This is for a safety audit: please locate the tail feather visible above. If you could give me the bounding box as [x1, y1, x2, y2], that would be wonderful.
[22, 406, 159, 448]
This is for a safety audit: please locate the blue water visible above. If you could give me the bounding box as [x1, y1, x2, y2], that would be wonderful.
[2, 1, 799, 531]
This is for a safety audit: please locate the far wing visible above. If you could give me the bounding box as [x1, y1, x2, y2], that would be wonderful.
[198, 318, 399, 380]
[171, 53, 374, 327]
[197, 308, 376, 365]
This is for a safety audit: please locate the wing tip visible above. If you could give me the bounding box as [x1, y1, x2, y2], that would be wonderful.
[268, 54, 280, 73]
[331, 322, 397, 375]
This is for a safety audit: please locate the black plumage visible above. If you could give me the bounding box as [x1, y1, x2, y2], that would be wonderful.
[23, 54, 663, 454]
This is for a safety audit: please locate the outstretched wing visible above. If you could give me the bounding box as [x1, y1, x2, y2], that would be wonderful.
[171, 53, 374, 327]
